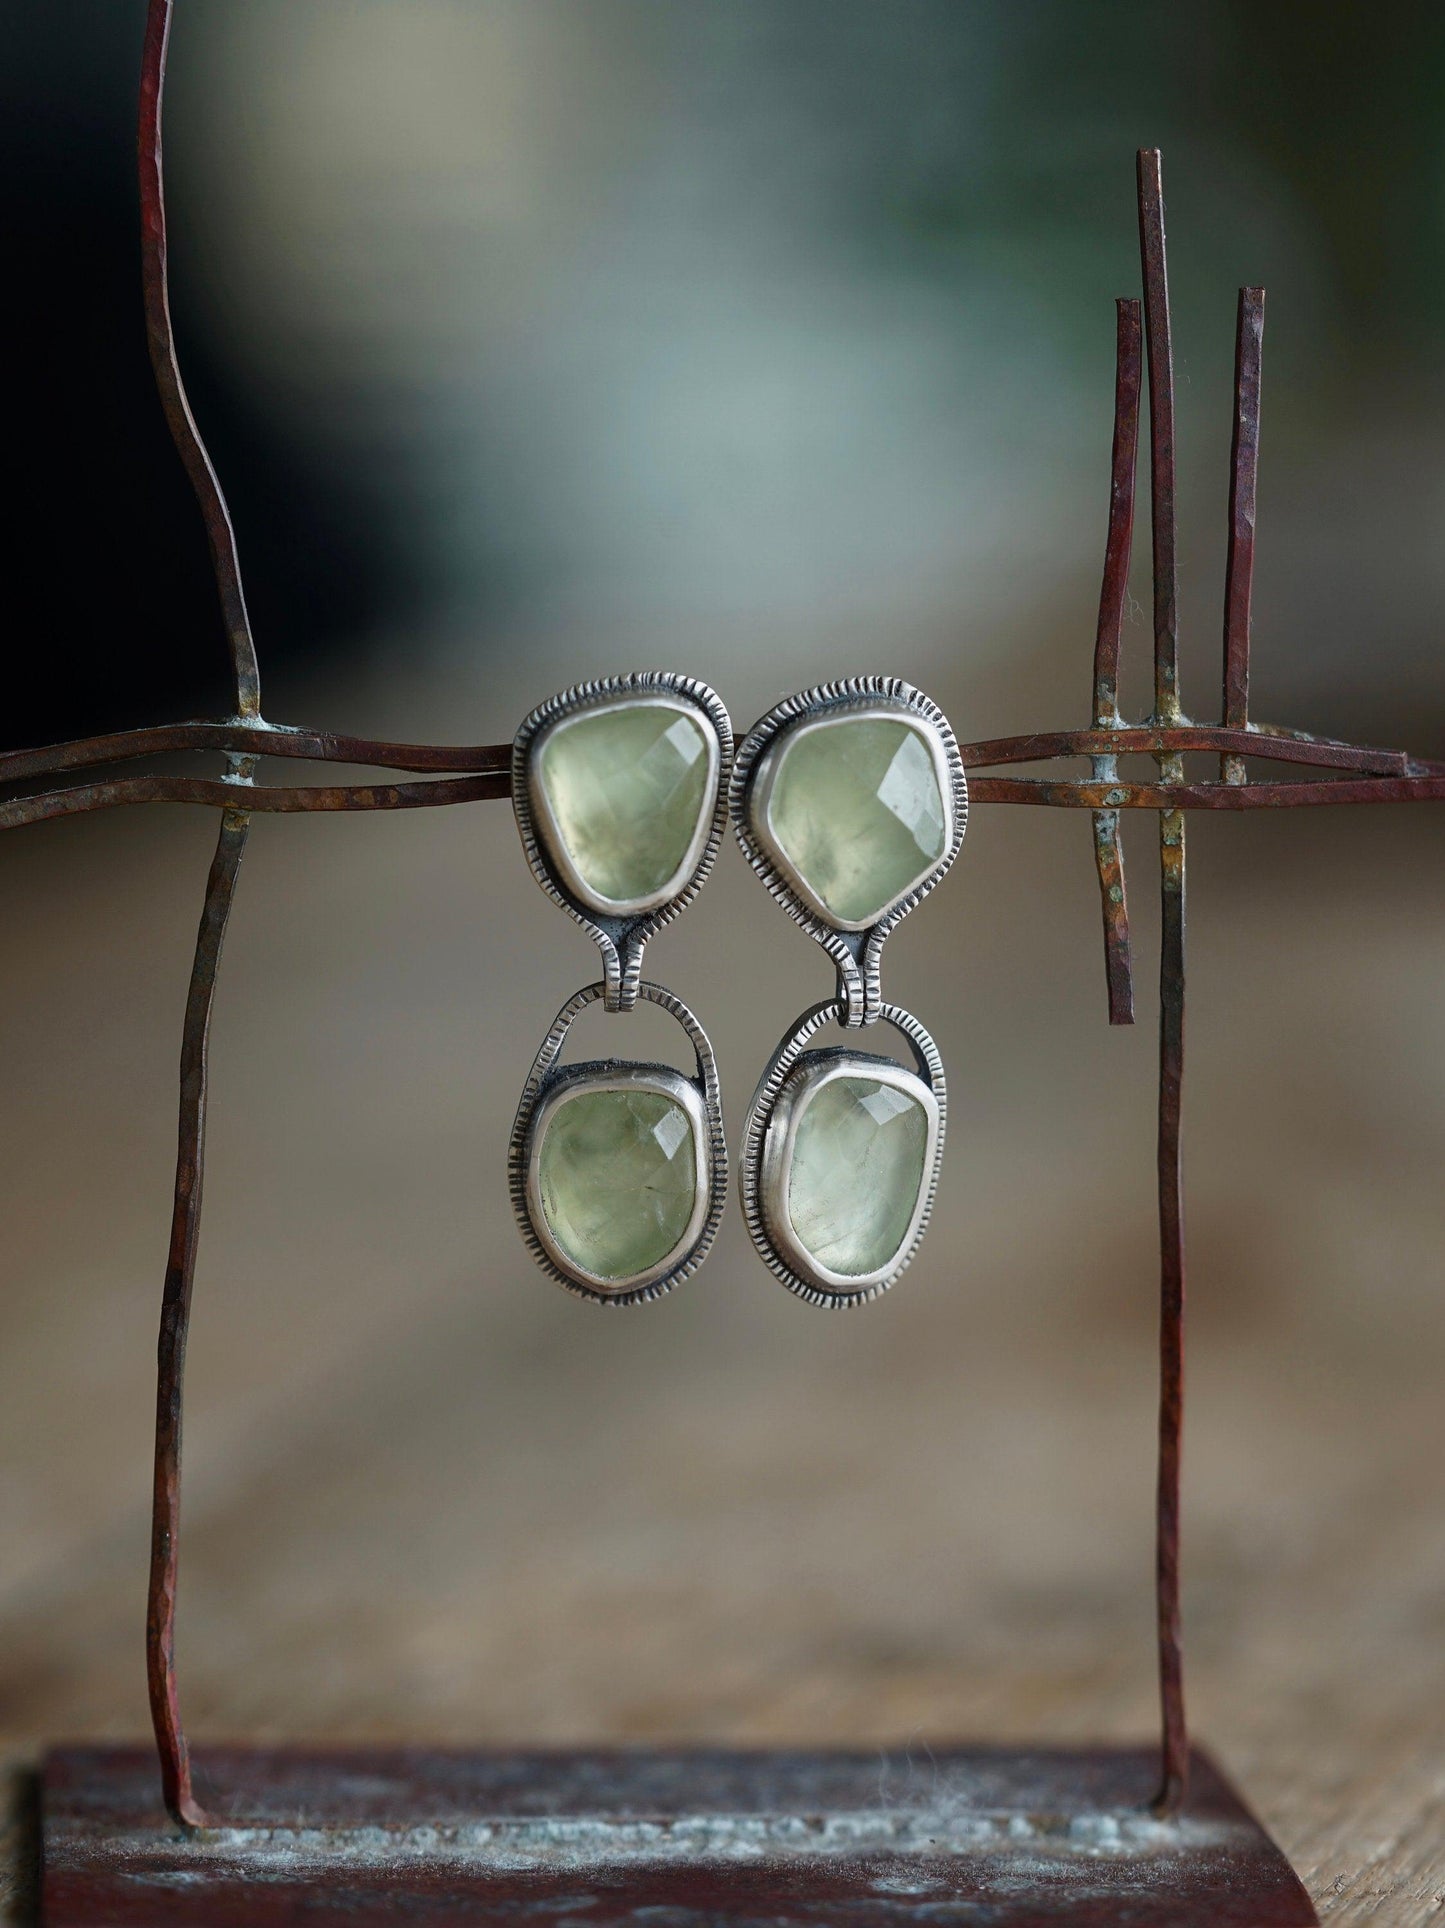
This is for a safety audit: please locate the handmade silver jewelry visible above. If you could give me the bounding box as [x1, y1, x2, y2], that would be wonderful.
[731, 677, 966, 1306]
[509, 673, 731, 1304]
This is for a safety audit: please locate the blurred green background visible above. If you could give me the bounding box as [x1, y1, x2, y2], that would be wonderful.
[6, 0, 1445, 746]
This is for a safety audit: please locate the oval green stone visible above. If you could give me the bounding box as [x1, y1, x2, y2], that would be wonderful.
[535, 701, 713, 910]
[758, 714, 947, 926]
[785, 1074, 929, 1278]
[537, 1085, 698, 1284]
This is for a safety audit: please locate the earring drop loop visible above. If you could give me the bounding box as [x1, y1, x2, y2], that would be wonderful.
[510, 674, 732, 1301]
[509, 980, 728, 1306]
[732, 678, 964, 1302]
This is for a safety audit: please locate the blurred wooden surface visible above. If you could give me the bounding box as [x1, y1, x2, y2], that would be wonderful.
[1, 705, 1441, 1922]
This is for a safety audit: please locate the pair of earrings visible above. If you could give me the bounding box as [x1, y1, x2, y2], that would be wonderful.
[508, 672, 967, 1309]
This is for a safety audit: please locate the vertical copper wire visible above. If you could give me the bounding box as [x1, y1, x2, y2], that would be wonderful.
[1137, 151, 1180, 730]
[1091, 300, 1142, 732]
[147, 811, 248, 1830]
[139, 0, 261, 719]
[1138, 148, 1189, 1816]
[140, 0, 256, 1827]
[1222, 289, 1265, 784]
[1090, 298, 1142, 1026]
[1153, 810, 1187, 1817]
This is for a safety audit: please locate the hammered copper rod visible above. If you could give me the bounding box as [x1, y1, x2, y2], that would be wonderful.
[1089, 297, 1142, 1025]
[140, 0, 258, 721]
[1136, 145, 1189, 1818]
[0, 720, 511, 787]
[0, 725, 1420, 829]
[147, 811, 248, 1831]
[9, 762, 1445, 835]
[141, 0, 253, 1829]
[1222, 290, 1265, 784]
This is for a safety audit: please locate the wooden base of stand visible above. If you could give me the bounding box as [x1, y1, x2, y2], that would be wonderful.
[40, 1743, 1317, 1925]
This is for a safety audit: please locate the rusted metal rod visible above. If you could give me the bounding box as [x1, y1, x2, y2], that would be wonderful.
[1137, 151, 1180, 730]
[1154, 809, 1188, 1817]
[959, 725, 1407, 774]
[147, 811, 249, 1830]
[0, 771, 509, 832]
[968, 770, 1445, 809]
[1092, 300, 1142, 736]
[0, 721, 512, 787]
[5, 758, 1440, 836]
[1222, 290, 1265, 782]
[140, 0, 258, 1829]
[140, 0, 259, 721]
[1090, 297, 1142, 1025]
[4, 718, 1404, 796]
[1137, 146, 1189, 1817]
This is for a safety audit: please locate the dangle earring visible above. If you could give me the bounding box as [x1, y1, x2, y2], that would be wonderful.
[509, 674, 732, 1304]
[731, 678, 967, 1306]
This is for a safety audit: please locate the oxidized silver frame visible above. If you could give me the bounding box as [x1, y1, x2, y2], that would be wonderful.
[509, 980, 728, 1306]
[513, 674, 733, 1012]
[742, 999, 947, 1308]
[730, 678, 967, 1028]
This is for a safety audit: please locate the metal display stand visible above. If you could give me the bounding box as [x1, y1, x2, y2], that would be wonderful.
[11, 3, 1443, 1920]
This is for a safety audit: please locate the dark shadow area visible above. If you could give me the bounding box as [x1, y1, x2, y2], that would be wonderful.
[1, 1, 396, 751]
[2, 1768, 41, 1928]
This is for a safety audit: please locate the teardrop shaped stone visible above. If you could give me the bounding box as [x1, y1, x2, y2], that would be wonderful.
[784, 1073, 930, 1278]
[537, 1084, 698, 1285]
[754, 712, 948, 927]
[534, 700, 715, 912]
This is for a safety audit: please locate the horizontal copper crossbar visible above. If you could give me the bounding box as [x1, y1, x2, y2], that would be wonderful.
[2, 719, 1441, 829]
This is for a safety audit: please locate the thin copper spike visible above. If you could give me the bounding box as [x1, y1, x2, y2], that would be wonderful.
[1090, 297, 1142, 1025]
[1222, 289, 1265, 782]
[139, 0, 260, 719]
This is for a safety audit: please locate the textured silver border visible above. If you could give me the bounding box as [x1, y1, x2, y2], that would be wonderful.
[508, 980, 728, 1307]
[730, 680, 966, 1027]
[523, 1065, 711, 1297]
[741, 999, 946, 1308]
[514, 675, 733, 1012]
[758, 1050, 941, 1294]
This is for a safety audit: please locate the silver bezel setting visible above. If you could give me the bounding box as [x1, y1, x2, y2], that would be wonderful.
[508, 980, 728, 1306]
[528, 693, 722, 919]
[748, 702, 957, 933]
[513, 674, 733, 1012]
[730, 680, 967, 1026]
[742, 999, 947, 1308]
[758, 1050, 941, 1295]
[524, 1065, 711, 1298]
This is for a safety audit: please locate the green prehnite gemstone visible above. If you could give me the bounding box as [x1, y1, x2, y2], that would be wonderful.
[760, 715, 947, 925]
[538, 1086, 698, 1283]
[537, 702, 713, 908]
[785, 1075, 929, 1277]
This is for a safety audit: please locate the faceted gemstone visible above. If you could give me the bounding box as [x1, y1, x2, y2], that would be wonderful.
[535, 701, 714, 910]
[758, 713, 947, 926]
[537, 1084, 698, 1284]
[784, 1073, 929, 1278]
